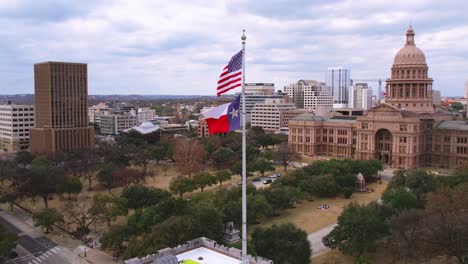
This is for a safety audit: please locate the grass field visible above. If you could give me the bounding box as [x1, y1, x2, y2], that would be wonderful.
[252, 181, 388, 234]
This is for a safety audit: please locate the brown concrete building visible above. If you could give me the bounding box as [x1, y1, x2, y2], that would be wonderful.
[30, 62, 94, 153]
[288, 27, 468, 169]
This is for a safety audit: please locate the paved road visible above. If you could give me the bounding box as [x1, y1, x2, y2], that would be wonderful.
[308, 224, 337, 257]
[0, 211, 75, 264]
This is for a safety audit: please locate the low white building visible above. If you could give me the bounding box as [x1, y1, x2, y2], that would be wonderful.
[96, 113, 138, 135]
[125, 121, 160, 135]
[251, 98, 306, 133]
[0, 103, 35, 151]
[124, 237, 271, 264]
[284, 80, 333, 112]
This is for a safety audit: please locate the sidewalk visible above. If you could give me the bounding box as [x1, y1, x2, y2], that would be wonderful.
[0, 204, 115, 264]
[308, 223, 337, 257]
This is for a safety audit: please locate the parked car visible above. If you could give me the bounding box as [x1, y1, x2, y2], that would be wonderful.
[263, 179, 273, 184]
[268, 174, 278, 179]
[252, 177, 261, 182]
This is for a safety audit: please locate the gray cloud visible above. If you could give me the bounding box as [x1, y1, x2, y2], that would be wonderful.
[0, 0, 467, 96]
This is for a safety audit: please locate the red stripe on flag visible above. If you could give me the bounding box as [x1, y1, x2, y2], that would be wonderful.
[205, 116, 230, 134]
[217, 83, 241, 96]
[217, 77, 242, 90]
[218, 71, 242, 84]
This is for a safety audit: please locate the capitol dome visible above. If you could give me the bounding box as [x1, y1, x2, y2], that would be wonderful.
[393, 26, 427, 66]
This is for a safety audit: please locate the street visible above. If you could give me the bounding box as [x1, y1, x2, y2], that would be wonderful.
[0, 210, 79, 264]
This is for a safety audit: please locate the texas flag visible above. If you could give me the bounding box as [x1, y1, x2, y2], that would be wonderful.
[201, 95, 241, 134]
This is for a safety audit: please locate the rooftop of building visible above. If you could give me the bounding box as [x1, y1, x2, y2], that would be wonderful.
[434, 120, 468, 131]
[291, 112, 357, 123]
[124, 237, 271, 264]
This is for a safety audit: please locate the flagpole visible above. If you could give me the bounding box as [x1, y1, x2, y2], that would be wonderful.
[240, 29, 248, 264]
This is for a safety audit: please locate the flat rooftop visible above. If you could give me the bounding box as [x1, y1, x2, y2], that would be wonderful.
[177, 247, 241, 264]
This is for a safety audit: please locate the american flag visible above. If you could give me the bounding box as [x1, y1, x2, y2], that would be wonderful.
[217, 50, 243, 96]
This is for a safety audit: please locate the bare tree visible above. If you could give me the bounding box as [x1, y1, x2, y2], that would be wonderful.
[272, 142, 301, 172]
[172, 139, 206, 177]
[63, 200, 97, 241]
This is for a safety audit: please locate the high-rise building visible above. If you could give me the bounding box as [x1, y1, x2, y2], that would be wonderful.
[465, 80, 468, 99]
[385, 26, 434, 113]
[245, 83, 275, 95]
[326, 67, 351, 108]
[284, 80, 333, 113]
[0, 103, 35, 151]
[349, 83, 373, 110]
[432, 90, 441, 106]
[30, 62, 94, 153]
[251, 98, 306, 133]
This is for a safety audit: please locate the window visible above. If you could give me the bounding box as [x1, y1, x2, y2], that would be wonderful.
[362, 123, 368, 129]
[399, 137, 407, 143]
[400, 124, 408, 131]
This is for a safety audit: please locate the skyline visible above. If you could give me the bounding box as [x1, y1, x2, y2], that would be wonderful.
[1, 0, 468, 96]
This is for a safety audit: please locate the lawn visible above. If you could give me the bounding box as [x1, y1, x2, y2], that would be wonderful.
[252, 181, 388, 234]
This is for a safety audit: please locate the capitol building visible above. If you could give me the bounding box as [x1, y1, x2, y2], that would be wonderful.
[288, 26, 468, 169]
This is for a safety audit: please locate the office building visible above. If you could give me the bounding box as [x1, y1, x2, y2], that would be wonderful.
[245, 83, 275, 95]
[137, 108, 156, 124]
[96, 113, 138, 135]
[0, 104, 35, 151]
[432, 90, 441, 106]
[349, 83, 373, 110]
[88, 102, 111, 123]
[284, 80, 333, 113]
[30, 62, 94, 153]
[251, 98, 306, 133]
[326, 67, 351, 108]
[465, 80, 468, 99]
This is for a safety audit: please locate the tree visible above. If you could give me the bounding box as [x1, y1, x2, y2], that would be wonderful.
[386, 209, 426, 264]
[15, 150, 34, 168]
[57, 176, 82, 200]
[251, 223, 311, 264]
[97, 162, 118, 193]
[215, 170, 231, 186]
[324, 202, 389, 256]
[32, 208, 64, 234]
[122, 186, 171, 209]
[0, 225, 17, 259]
[273, 142, 301, 172]
[210, 147, 237, 169]
[26, 157, 61, 208]
[113, 167, 145, 187]
[308, 174, 339, 197]
[152, 143, 168, 164]
[91, 194, 128, 227]
[193, 172, 216, 192]
[263, 187, 296, 215]
[248, 194, 273, 224]
[63, 200, 96, 241]
[450, 102, 464, 112]
[169, 177, 195, 197]
[405, 169, 439, 205]
[172, 139, 206, 177]
[132, 145, 153, 176]
[382, 187, 419, 211]
[0, 160, 14, 189]
[253, 159, 275, 177]
[100, 224, 128, 252]
[0, 190, 17, 212]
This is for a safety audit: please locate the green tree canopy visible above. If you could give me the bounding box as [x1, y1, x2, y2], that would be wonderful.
[324, 202, 389, 256]
[32, 208, 64, 233]
[169, 177, 195, 197]
[251, 223, 311, 264]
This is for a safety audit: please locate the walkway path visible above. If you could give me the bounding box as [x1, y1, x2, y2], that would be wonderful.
[308, 224, 337, 257]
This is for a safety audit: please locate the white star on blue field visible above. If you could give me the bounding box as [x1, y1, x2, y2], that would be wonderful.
[1, 0, 467, 96]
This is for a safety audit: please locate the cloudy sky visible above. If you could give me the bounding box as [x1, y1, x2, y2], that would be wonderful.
[1, 0, 467, 96]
